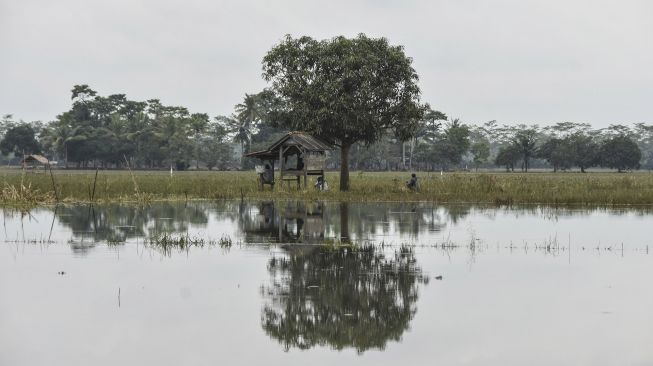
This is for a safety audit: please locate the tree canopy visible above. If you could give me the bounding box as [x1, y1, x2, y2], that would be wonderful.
[600, 135, 641, 172]
[0, 124, 41, 156]
[262, 34, 426, 190]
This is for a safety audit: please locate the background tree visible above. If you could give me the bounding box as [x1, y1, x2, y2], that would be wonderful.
[537, 138, 573, 172]
[470, 141, 490, 171]
[1, 114, 16, 138]
[495, 144, 521, 172]
[201, 121, 233, 170]
[568, 132, 599, 172]
[189, 113, 209, 169]
[599, 135, 641, 172]
[632, 123, 653, 170]
[406, 108, 446, 170]
[0, 124, 41, 157]
[511, 125, 539, 172]
[262, 34, 425, 190]
[428, 118, 470, 171]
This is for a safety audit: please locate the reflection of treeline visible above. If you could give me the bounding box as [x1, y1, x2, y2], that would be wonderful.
[54, 201, 235, 243]
[261, 245, 428, 352]
[240, 201, 474, 243]
[50, 201, 653, 245]
[3, 88, 652, 172]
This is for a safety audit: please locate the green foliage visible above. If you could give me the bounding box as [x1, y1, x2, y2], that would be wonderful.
[217, 90, 279, 169]
[511, 125, 539, 172]
[427, 119, 471, 170]
[599, 135, 642, 172]
[537, 138, 573, 172]
[262, 34, 426, 190]
[495, 144, 521, 171]
[38, 85, 236, 169]
[470, 141, 490, 170]
[0, 124, 41, 156]
[568, 132, 599, 172]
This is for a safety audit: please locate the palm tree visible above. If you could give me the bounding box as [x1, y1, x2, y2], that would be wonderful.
[217, 114, 249, 167]
[189, 113, 209, 169]
[235, 93, 266, 135]
[409, 109, 446, 169]
[41, 119, 73, 168]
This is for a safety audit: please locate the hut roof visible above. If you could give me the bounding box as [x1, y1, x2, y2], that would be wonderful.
[245, 132, 332, 159]
[21, 154, 50, 165]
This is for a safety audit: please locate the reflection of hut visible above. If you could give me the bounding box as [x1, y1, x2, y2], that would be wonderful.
[20, 154, 52, 171]
[245, 132, 332, 189]
[243, 201, 325, 243]
[279, 201, 325, 242]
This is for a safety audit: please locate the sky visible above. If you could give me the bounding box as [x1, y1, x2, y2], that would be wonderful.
[1, 0, 652, 127]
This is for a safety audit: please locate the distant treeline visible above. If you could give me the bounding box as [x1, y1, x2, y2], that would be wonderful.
[1, 85, 651, 172]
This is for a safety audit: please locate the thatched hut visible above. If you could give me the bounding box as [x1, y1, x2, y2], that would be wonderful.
[20, 154, 52, 171]
[245, 132, 331, 190]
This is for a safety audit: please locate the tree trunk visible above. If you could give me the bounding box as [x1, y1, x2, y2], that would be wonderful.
[339, 143, 351, 191]
[402, 142, 406, 171]
[240, 141, 245, 169]
[339, 202, 350, 243]
[409, 139, 415, 170]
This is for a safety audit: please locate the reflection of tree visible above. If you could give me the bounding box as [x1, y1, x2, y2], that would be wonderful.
[261, 245, 428, 353]
[55, 202, 210, 243]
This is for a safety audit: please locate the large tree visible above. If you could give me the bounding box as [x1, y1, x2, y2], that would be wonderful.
[599, 135, 641, 172]
[495, 144, 521, 172]
[511, 126, 539, 172]
[0, 124, 41, 157]
[537, 138, 573, 172]
[262, 34, 425, 190]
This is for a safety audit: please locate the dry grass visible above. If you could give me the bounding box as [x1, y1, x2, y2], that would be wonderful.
[1, 172, 55, 206]
[1, 169, 653, 206]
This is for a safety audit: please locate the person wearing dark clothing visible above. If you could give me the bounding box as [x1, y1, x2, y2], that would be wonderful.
[315, 176, 328, 191]
[297, 156, 304, 170]
[407, 173, 418, 191]
[262, 164, 273, 183]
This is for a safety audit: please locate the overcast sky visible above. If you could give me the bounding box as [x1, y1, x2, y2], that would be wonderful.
[1, 0, 651, 127]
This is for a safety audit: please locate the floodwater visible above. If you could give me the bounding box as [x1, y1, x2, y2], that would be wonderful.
[1, 201, 652, 366]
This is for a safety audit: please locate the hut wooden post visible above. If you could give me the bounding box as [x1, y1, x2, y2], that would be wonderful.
[279, 147, 283, 188]
[271, 160, 275, 191]
[302, 147, 307, 189]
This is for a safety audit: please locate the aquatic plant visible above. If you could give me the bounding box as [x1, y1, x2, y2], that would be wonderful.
[217, 234, 233, 248]
[147, 232, 206, 254]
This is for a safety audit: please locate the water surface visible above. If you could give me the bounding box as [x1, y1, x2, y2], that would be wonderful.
[1, 201, 651, 365]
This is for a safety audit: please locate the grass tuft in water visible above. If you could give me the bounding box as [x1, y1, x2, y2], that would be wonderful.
[217, 234, 233, 248]
[147, 232, 206, 254]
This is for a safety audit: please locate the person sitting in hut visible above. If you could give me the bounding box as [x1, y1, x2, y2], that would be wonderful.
[406, 173, 419, 191]
[297, 155, 305, 170]
[315, 176, 328, 191]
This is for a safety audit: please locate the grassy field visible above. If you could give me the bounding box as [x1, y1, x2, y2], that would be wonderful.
[1, 168, 653, 206]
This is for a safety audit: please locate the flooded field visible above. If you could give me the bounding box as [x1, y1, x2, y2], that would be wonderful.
[1, 201, 652, 365]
